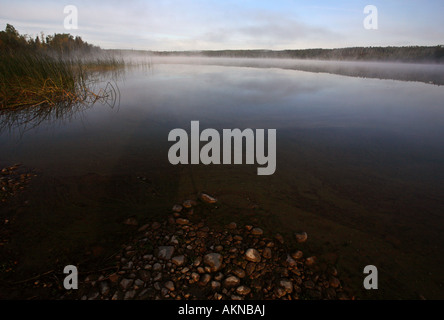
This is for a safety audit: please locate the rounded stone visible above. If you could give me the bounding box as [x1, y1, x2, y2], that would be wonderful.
[245, 248, 261, 263]
[251, 228, 263, 236]
[263, 247, 272, 259]
[164, 281, 175, 291]
[172, 255, 186, 266]
[295, 232, 308, 243]
[305, 256, 316, 266]
[224, 276, 240, 288]
[236, 285, 251, 296]
[291, 251, 303, 260]
[200, 193, 217, 204]
[204, 253, 223, 272]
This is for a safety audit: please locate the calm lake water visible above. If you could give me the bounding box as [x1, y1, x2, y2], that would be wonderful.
[1, 58, 444, 299]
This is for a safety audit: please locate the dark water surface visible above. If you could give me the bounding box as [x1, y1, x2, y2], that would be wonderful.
[1, 60, 444, 299]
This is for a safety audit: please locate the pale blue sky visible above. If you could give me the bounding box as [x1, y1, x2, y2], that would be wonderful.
[0, 0, 443, 50]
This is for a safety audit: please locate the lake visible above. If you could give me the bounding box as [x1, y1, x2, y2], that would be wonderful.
[1, 57, 444, 299]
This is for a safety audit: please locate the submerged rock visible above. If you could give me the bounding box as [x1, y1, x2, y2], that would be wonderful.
[251, 228, 263, 236]
[305, 256, 317, 267]
[123, 217, 138, 226]
[204, 253, 223, 272]
[245, 248, 261, 263]
[236, 286, 251, 296]
[295, 232, 308, 243]
[183, 199, 197, 208]
[291, 251, 303, 260]
[200, 193, 217, 204]
[164, 281, 175, 291]
[157, 246, 175, 260]
[176, 218, 189, 225]
[224, 276, 240, 288]
[65, 203, 352, 301]
[172, 255, 186, 266]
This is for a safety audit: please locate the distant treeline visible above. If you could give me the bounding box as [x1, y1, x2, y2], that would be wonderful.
[0, 24, 99, 56]
[152, 46, 444, 63]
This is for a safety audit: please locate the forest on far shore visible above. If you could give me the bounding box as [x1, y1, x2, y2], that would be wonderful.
[151, 46, 444, 63]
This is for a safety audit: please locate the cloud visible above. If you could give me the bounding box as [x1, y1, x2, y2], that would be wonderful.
[0, 0, 443, 50]
[197, 11, 338, 49]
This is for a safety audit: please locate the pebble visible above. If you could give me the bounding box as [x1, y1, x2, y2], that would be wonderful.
[286, 255, 297, 268]
[123, 217, 138, 226]
[172, 255, 186, 266]
[193, 256, 202, 267]
[176, 218, 189, 225]
[99, 282, 110, 296]
[182, 200, 197, 208]
[214, 272, 224, 281]
[245, 263, 256, 276]
[275, 233, 285, 244]
[305, 256, 316, 267]
[274, 287, 286, 298]
[204, 253, 223, 272]
[211, 281, 221, 291]
[233, 268, 246, 279]
[134, 279, 144, 287]
[62, 203, 352, 301]
[191, 273, 200, 282]
[329, 277, 341, 288]
[152, 222, 161, 230]
[295, 232, 308, 243]
[224, 276, 240, 287]
[157, 246, 175, 260]
[251, 228, 263, 236]
[245, 248, 261, 263]
[227, 222, 237, 230]
[236, 285, 251, 296]
[199, 274, 211, 286]
[291, 251, 303, 260]
[279, 279, 293, 293]
[120, 279, 133, 291]
[170, 236, 179, 245]
[200, 193, 217, 204]
[164, 281, 175, 291]
[263, 247, 272, 259]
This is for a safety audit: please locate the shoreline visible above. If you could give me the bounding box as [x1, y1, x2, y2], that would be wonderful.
[0, 185, 354, 300]
[64, 195, 354, 300]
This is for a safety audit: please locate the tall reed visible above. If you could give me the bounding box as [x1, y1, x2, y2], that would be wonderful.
[0, 51, 124, 110]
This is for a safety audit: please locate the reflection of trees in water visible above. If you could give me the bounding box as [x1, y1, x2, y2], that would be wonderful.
[0, 80, 120, 134]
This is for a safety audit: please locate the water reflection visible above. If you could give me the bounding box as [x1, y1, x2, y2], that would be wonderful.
[0, 61, 443, 299]
[152, 56, 444, 86]
[0, 81, 120, 135]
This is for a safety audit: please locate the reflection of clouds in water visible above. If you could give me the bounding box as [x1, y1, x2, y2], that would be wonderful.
[195, 69, 321, 105]
[116, 62, 444, 136]
[151, 56, 444, 86]
[0, 62, 443, 181]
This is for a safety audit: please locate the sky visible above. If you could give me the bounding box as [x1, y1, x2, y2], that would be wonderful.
[1, 0, 443, 51]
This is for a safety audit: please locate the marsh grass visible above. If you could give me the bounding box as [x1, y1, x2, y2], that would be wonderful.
[0, 51, 124, 111]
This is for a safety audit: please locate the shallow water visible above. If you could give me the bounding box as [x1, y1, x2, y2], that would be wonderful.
[1, 60, 444, 299]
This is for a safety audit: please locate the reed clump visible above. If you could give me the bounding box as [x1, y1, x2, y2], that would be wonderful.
[0, 51, 124, 110]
